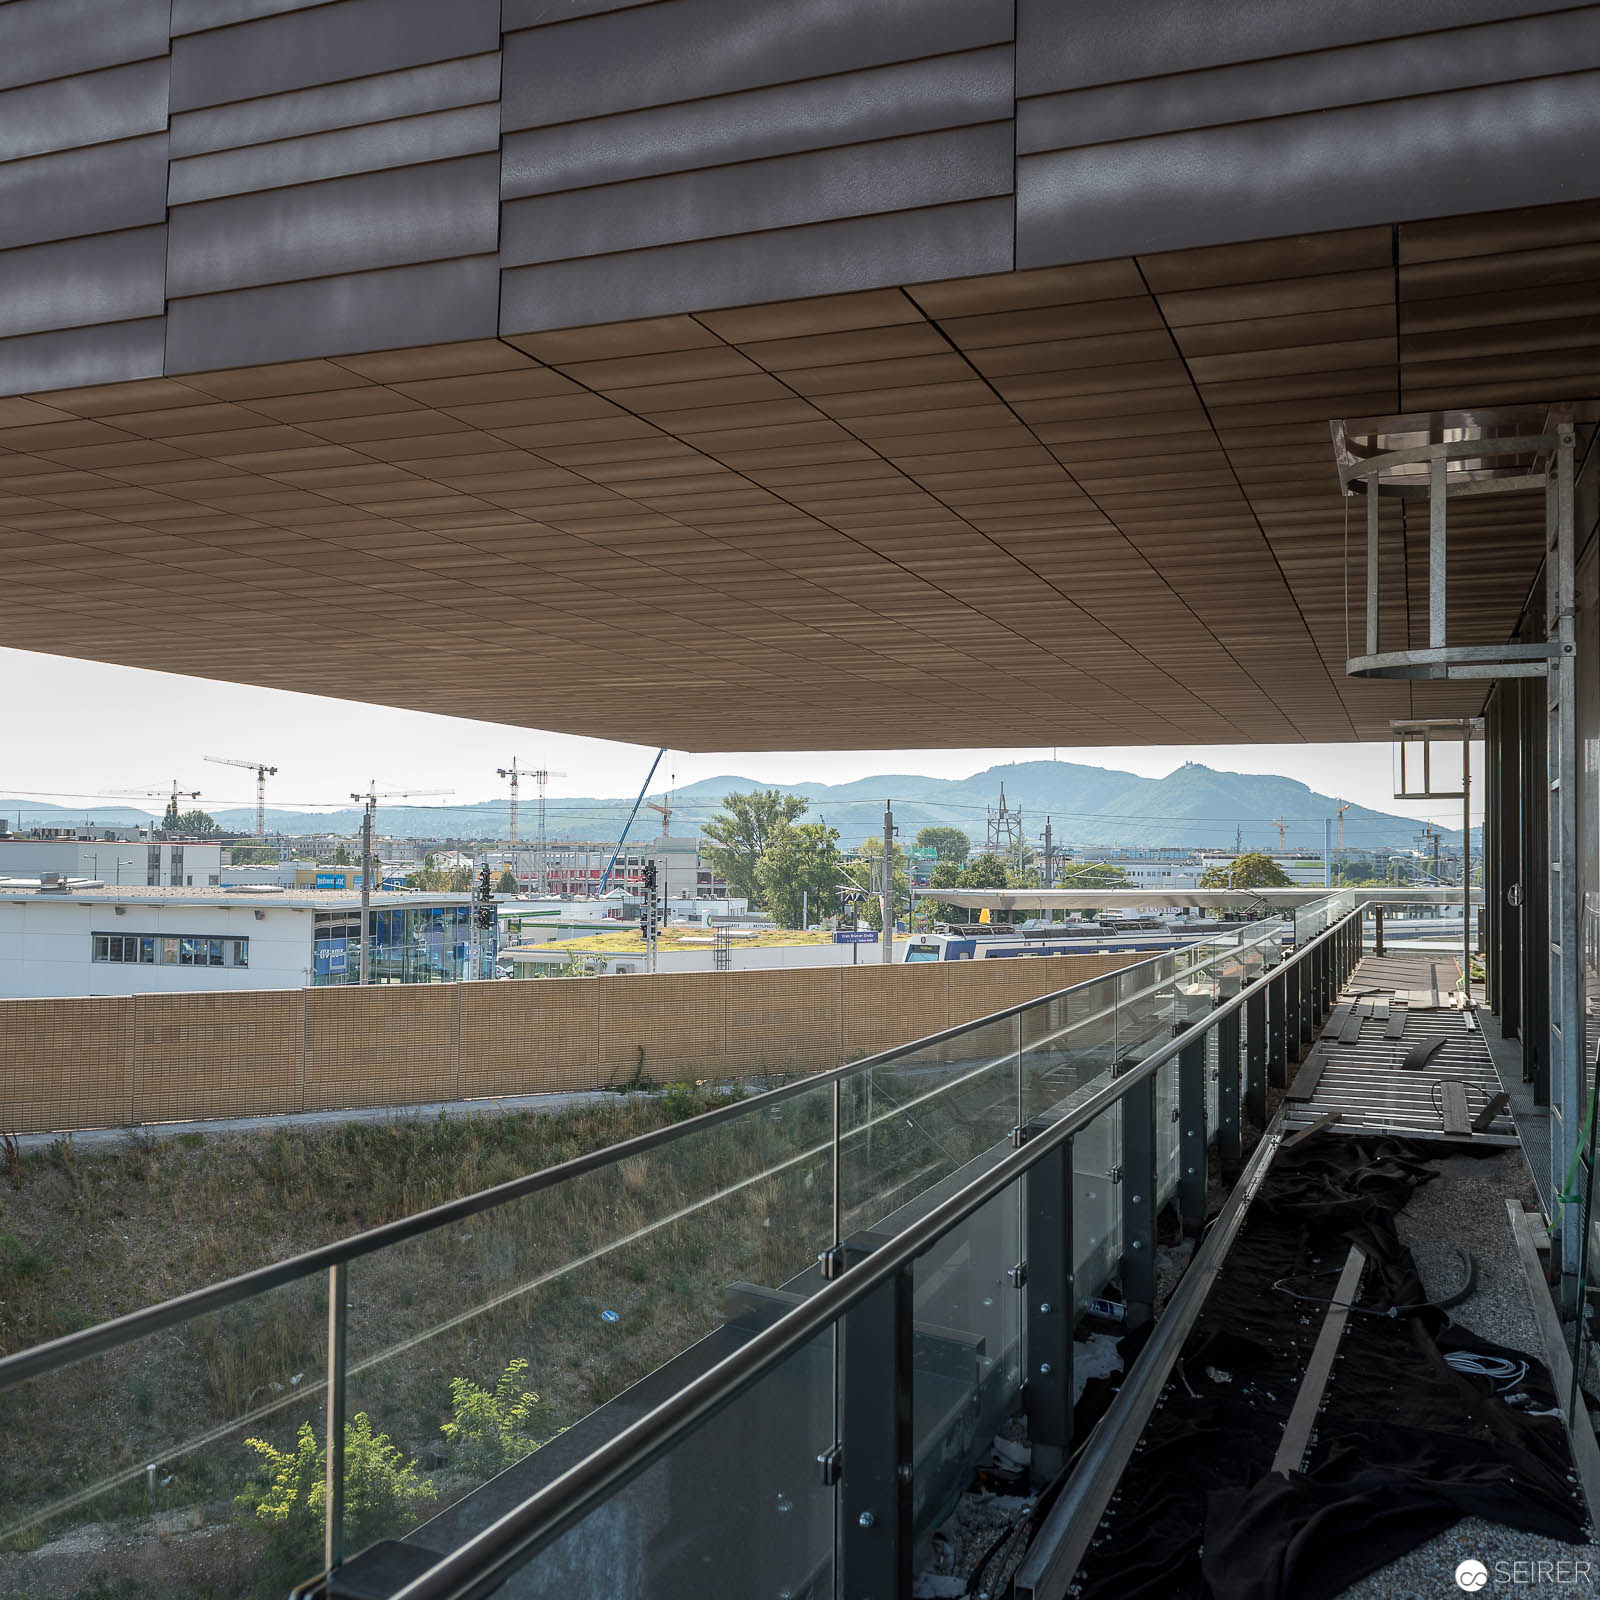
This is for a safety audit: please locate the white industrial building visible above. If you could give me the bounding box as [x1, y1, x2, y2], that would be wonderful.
[0, 836, 224, 888]
[0, 884, 474, 999]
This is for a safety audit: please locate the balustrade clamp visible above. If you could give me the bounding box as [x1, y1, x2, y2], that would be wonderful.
[816, 1444, 842, 1486]
[818, 1243, 845, 1281]
[1009, 1260, 1029, 1289]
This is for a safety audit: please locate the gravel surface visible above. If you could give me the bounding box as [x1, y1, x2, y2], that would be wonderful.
[1336, 1150, 1600, 1598]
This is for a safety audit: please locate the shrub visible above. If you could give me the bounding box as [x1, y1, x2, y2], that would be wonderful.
[442, 1358, 546, 1479]
[238, 1414, 434, 1565]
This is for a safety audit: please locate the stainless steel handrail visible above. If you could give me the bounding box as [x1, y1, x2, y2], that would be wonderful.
[388, 905, 1360, 1600]
[0, 919, 1285, 1391]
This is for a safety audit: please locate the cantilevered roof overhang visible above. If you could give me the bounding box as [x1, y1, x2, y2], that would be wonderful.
[3, 1, 1598, 750]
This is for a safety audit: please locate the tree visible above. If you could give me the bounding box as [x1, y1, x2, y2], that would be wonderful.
[755, 821, 843, 928]
[174, 808, 221, 836]
[332, 843, 352, 865]
[1199, 852, 1293, 890]
[914, 826, 970, 865]
[1055, 861, 1129, 889]
[851, 838, 909, 931]
[926, 850, 1014, 923]
[229, 843, 279, 864]
[700, 790, 808, 904]
[495, 868, 518, 894]
[162, 794, 180, 831]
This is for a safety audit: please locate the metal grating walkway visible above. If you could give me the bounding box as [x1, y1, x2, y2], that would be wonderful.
[1284, 953, 1517, 1145]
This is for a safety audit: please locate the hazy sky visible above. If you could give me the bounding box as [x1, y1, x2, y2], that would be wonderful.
[1, 645, 1477, 831]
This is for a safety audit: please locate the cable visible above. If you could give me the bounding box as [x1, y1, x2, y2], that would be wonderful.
[1271, 1246, 1476, 1318]
[1428, 1079, 1494, 1119]
[1444, 1350, 1528, 1391]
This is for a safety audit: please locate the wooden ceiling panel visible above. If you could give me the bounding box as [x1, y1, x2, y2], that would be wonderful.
[2, 202, 1595, 747]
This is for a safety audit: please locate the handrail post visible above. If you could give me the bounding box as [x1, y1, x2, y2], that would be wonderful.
[325, 1261, 347, 1575]
[1024, 1135, 1074, 1481]
[1267, 966, 1287, 1086]
[1120, 1074, 1159, 1329]
[1299, 941, 1315, 1049]
[1216, 999, 1242, 1178]
[839, 1266, 914, 1598]
[1177, 1032, 1207, 1235]
[1245, 982, 1267, 1128]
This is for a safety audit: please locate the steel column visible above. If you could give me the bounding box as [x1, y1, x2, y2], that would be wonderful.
[839, 1268, 914, 1599]
[1024, 1138, 1074, 1482]
[1267, 971, 1287, 1087]
[1176, 1032, 1208, 1234]
[1299, 944, 1314, 1048]
[325, 1261, 347, 1574]
[1217, 1004, 1242, 1176]
[1245, 986, 1268, 1127]
[1120, 1074, 1159, 1329]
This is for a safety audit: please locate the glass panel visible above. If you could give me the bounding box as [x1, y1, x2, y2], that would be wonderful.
[0, 1274, 327, 1600]
[486, 1327, 836, 1600]
[911, 1179, 1022, 1534]
[1072, 1102, 1123, 1319]
[840, 1015, 1020, 1239]
[1021, 974, 1118, 1126]
[340, 1079, 837, 1562]
[1154, 1056, 1181, 1212]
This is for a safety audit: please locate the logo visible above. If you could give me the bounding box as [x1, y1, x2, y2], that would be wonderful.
[1455, 1560, 1489, 1593]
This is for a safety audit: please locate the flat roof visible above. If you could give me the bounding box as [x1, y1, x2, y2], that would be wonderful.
[0, 885, 471, 909]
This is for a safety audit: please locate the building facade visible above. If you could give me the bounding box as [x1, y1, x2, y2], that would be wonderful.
[0, 837, 223, 888]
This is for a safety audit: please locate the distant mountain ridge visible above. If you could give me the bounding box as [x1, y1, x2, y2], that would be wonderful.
[1, 760, 1460, 853]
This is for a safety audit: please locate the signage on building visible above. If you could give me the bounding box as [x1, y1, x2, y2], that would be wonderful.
[315, 871, 362, 889]
[834, 930, 879, 944]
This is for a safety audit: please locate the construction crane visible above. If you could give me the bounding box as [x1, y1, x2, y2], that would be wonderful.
[348, 782, 453, 984]
[1272, 816, 1289, 852]
[103, 780, 201, 831]
[205, 755, 278, 837]
[1336, 799, 1351, 854]
[496, 759, 527, 849]
[644, 773, 676, 838]
[496, 761, 566, 892]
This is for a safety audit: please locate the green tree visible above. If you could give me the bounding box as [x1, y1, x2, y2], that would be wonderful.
[926, 850, 1013, 923]
[851, 838, 910, 931]
[238, 1414, 435, 1573]
[162, 794, 180, 831]
[495, 868, 518, 894]
[1199, 852, 1293, 890]
[1055, 861, 1130, 889]
[914, 826, 970, 865]
[174, 808, 221, 836]
[229, 843, 279, 864]
[442, 1358, 549, 1478]
[755, 821, 843, 928]
[700, 790, 808, 904]
[332, 843, 352, 865]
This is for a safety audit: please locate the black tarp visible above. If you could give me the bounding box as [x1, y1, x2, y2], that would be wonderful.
[1071, 1137, 1586, 1600]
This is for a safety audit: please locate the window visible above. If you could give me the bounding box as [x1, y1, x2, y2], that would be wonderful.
[92, 933, 246, 967]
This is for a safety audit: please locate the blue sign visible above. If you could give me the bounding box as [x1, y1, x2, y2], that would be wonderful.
[314, 871, 361, 889]
[313, 939, 348, 975]
[381, 875, 408, 890]
[834, 930, 879, 944]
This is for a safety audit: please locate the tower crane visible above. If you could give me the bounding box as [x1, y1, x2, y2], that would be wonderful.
[347, 782, 453, 985]
[103, 780, 201, 831]
[205, 755, 278, 838]
[1336, 799, 1351, 854]
[644, 797, 672, 837]
[1272, 816, 1289, 852]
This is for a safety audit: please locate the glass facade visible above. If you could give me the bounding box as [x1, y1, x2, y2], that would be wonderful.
[91, 933, 248, 967]
[311, 904, 476, 985]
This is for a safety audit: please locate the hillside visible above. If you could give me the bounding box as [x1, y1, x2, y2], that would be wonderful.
[3, 759, 1457, 853]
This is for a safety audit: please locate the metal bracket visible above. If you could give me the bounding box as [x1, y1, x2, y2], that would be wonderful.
[1106, 1164, 1123, 1185]
[1010, 1124, 1030, 1149]
[817, 1444, 842, 1486]
[1008, 1261, 1029, 1289]
[818, 1244, 845, 1281]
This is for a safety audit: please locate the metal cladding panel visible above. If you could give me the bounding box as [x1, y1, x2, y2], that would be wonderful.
[502, 125, 1014, 267]
[169, 104, 501, 204]
[0, 0, 168, 91]
[500, 198, 1014, 332]
[0, 228, 168, 341]
[502, 47, 1013, 198]
[169, 0, 501, 111]
[163, 255, 500, 370]
[0, 59, 170, 163]
[501, 0, 1014, 130]
[1018, 70, 1600, 267]
[1015, 0, 1597, 94]
[0, 318, 167, 397]
[166, 154, 501, 297]
[169, 56, 502, 157]
[171, 0, 362, 31]
[0, 136, 169, 252]
[1018, 9, 1600, 153]
[503, 0, 655, 23]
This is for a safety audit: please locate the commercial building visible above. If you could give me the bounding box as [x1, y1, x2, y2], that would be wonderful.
[511, 835, 728, 899]
[0, 836, 223, 888]
[0, 885, 474, 998]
